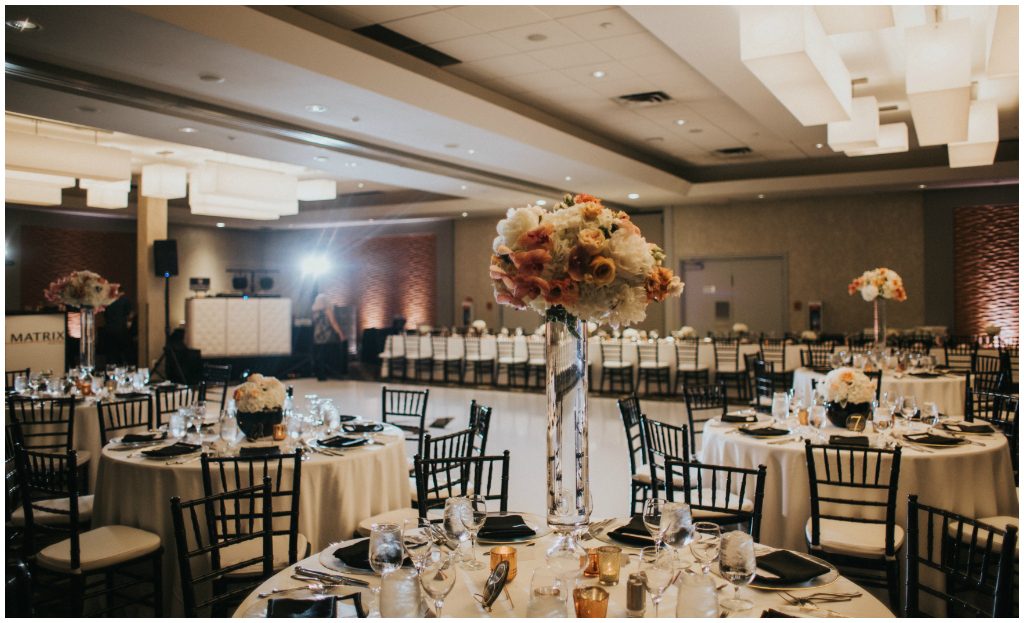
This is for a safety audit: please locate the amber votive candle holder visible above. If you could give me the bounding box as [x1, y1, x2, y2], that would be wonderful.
[573, 586, 610, 618]
[583, 547, 601, 577]
[597, 545, 622, 586]
[489, 545, 517, 582]
[272, 423, 287, 441]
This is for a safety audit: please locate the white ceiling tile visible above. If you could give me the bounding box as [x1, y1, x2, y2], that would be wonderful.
[298, 7, 371, 29]
[592, 32, 670, 60]
[528, 42, 611, 70]
[556, 7, 645, 41]
[642, 71, 722, 103]
[346, 5, 441, 24]
[632, 102, 704, 124]
[560, 60, 635, 85]
[445, 5, 550, 31]
[491, 20, 583, 52]
[537, 5, 614, 19]
[686, 97, 782, 143]
[619, 51, 690, 78]
[485, 70, 575, 95]
[585, 75, 657, 98]
[385, 11, 480, 44]
[454, 53, 550, 79]
[431, 33, 518, 62]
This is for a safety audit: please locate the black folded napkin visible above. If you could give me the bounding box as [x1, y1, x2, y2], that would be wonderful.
[738, 426, 790, 437]
[761, 608, 797, 618]
[478, 514, 536, 540]
[429, 417, 453, 429]
[332, 539, 411, 571]
[120, 432, 166, 443]
[141, 442, 201, 458]
[903, 432, 965, 446]
[910, 372, 942, 378]
[343, 422, 384, 434]
[113, 391, 150, 399]
[722, 412, 758, 423]
[942, 421, 992, 434]
[607, 515, 655, 547]
[756, 550, 830, 585]
[239, 445, 281, 457]
[318, 436, 369, 449]
[266, 596, 337, 618]
[828, 435, 870, 447]
[337, 415, 358, 423]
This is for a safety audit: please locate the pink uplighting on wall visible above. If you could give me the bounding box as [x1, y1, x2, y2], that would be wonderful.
[953, 204, 1019, 340]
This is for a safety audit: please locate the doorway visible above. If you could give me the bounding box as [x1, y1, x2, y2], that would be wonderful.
[680, 256, 787, 336]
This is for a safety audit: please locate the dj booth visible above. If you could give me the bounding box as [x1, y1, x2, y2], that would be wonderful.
[182, 297, 293, 380]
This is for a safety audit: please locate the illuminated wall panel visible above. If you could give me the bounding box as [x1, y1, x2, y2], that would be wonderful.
[953, 204, 1019, 340]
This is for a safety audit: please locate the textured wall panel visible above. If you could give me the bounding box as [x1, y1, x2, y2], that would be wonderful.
[953, 204, 1019, 340]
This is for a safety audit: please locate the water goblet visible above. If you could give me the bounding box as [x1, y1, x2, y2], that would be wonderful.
[718, 531, 756, 612]
[403, 518, 435, 573]
[443, 497, 471, 561]
[459, 495, 488, 570]
[923, 402, 941, 431]
[872, 406, 893, 448]
[639, 547, 675, 618]
[419, 550, 457, 618]
[901, 395, 918, 422]
[369, 523, 404, 576]
[770, 392, 790, 427]
[689, 521, 721, 574]
[169, 408, 187, 439]
[809, 404, 828, 442]
[219, 408, 239, 447]
[642, 498, 667, 551]
[660, 501, 695, 557]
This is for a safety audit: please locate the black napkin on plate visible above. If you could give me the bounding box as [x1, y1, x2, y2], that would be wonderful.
[828, 435, 870, 447]
[266, 596, 337, 618]
[756, 550, 830, 585]
[909, 372, 943, 378]
[761, 609, 797, 618]
[607, 515, 655, 547]
[239, 445, 281, 457]
[903, 432, 965, 446]
[738, 426, 790, 437]
[722, 412, 758, 423]
[332, 539, 411, 571]
[113, 391, 150, 399]
[343, 422, 384, 434]
[478, 514, 536, 540]
[943, 421, 992, 434]
[141, 442, 201, 458]
[318, 436, 369, 449]
[120, 432, 166, 443]
[337, 415, 358, 423]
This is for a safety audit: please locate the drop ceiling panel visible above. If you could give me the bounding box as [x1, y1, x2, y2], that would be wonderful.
[555, 7, 646, 41]
[537, 6, 612, 20]
[592, 32, 670, 60]
[385, 11, 481, 44]
[491, 20, 583, 52]
[449, 53, 550, 79]
[486, 70, 576, 95]
[528, 42, 612, 70]
[430, 33, 518, 62]
[587, 76, 657, 98]
[560, 61, 635, 85]
[642, 70, 723, 103]
[445, 5, 550, 32]
[344, 5, 441, 24]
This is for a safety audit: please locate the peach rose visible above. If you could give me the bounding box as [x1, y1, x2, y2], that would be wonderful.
[580, 203, 603, 220]
[510, 248, 551, 277]
[645, 266, 683, 302]
[577, 228, 606, 254]
[574, 193, 601, 205]
[516, 222, 554, 251]
[615, 211, 640, 235]
[587, 256, 616, 286]
[511, 275, 548, 301]
[544, 278, 579, 306]
[567, 245, 590, 282]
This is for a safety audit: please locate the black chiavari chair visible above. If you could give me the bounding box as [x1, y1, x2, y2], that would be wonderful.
[96, 395, 154, 445]
[673, 338, 709, 392]
[462, 336, 494, 385]
[636, 341, 670, 396]
[380, 333, 407, 380]
[713, 337, 746, 400]
[413, 452, 510, 519]
[468, 400, 493, 456]
[972, 354, 1005, 394]
[202, 363, 232, 413]
[641, 417, 690, 499]
[750, 358, 778, 413]
[382, 386, 430, 456]
[663, 458, 767, 541]
[495, 339, 527, 388]
[17, 446, 162, 616]
[404, 335, 433, 381]
[965, 389, 1018, 479]
[944, 338, 978, 372]
[153, 383, 206, 428]
[6, 368, 30, 389]
[759, 338, 787, 369]
[682, 383, 728, 456]
[617, 394, 650, 515]
[7, 396, 77, 455]
[431, 336, 461, 383]
[599, 340, 634, 394]
[999, 343, 1018, 394]
[800, 341, 836, 371]
[170, 479, 273, 617]
[804, 441, 903, 612]
[526, 340, 546, 389]
[905, 495, 1018, 618]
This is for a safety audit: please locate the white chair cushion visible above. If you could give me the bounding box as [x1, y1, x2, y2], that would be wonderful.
[36, 525, 161, 573]
[220, 532, 310, 575]
[466, 355, 492, 362]
[639, 361, 670, 370]
[602, 361, 631, 369]
[804, 518, 904, 558]
[432, 355, 460, 362]
[690, 489, 754, 519]
[497, 356, 526, 364]
[357, 508, 420, 538]
[677, 363, 709, 372]
[528, 358, 546, 366]
[717, 363, 740, 373]
[9, 494, 94, 527]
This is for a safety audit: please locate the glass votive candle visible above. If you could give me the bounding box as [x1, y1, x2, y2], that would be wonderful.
[272, 423, 287, 441]
[489, 545, 517, 582]
[573, 586, 609, 618]
[380, 567, 422, 617]
[583, 547, 600, 577]
[597, 545, 622, 586]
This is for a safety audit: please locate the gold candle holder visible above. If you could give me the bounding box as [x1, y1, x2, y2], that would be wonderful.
[489, 545, 517, 582]
[597, 545, 622, 586]
[272, 423, 287, 441]
[583, 547, 601, 577]
[573, 586, 609, 618]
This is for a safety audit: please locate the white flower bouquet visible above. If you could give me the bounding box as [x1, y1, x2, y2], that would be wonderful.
[848, 267, 907, 302]
[800, 330, 818, 341]
[732, 322, 749, 334]
[44, 270, 122, 311]
[984, 323, 1001, 337]
[815, 367, 877, 406]
[675, 326, 697, 339]
[232, 373, 286, 413]
[490, 193, 683, 327]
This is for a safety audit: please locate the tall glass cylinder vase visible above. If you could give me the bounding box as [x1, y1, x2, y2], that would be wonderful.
[544, 311, 591, 532]
[79, 306, 96, 371]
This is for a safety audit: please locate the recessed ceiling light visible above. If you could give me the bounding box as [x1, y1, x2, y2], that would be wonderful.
[369, 218, 376, 222]
[674, 119, 686, 126]
[757, 194, 766, 199]
[461, 212, 469, 217]
[76, 105, 98, 113]
[815, 143, 824, 149]
[918, 184, 927, 189]
[178, 127, 198, 133]
[527, 33, 547, 42]
[215, 222, 226, 228]
[6, 18, 41, 32]
[564, 176, 572, 181]
[357, 182, 365, 189]
[591, 70, 606, 79]
[627, 193, 640, 200]
[305, 104, 328, 113]
[460, 185, 468, 191]
[467, 149, 475, 155]
[536, 199, 547, 206]
[199, 73, 225, 84]
[313, 156, 328, 162]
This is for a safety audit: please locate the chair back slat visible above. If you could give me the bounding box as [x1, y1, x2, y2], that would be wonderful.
[154, 384, 206, 428]
[637, 342, 662, 366]
[617, 395, 646, 477]
[801, 342, 836, 369]
[202, 363, 232, 412]
[666, 458, 767, 541]
[759, 338, 787, 368]
[468, 401, 493, 456]
[413, 453, 510, 517]
[97, 396, 154, 445]
[674, 339, 701, 369]
[8, 397, 76, 453]
[422, 428, 474, 463]
[682, 383, 727, 453]
[641, 416, 690, 497]
[713, 338, 740, 369]
[382, 386, 430, 455]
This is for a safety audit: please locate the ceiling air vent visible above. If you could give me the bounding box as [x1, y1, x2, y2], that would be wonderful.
[613, 90, 673, 108]
[713, 146, 754, 158]
[353, 24, 461, 67]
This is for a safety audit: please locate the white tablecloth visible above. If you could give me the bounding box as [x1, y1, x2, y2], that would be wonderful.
[233, 530, 894, 618]
[792, 367, 968, 418]
[93, 425, 410, 614]
[700, 421, 1018, 552]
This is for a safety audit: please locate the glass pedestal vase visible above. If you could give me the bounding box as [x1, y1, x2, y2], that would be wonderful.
[79, 306, 96, 372]
[873, 299, 888, 347]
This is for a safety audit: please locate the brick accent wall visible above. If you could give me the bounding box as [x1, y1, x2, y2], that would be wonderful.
[953, 204, 1019, 340]
[19, 225, 137, 311]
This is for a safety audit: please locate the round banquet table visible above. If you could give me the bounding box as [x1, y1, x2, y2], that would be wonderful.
[700, 419, 1017, 552]
[233, 530, 894, 618]
[92, 423, 411, 614]
[792, 367, 967, 418]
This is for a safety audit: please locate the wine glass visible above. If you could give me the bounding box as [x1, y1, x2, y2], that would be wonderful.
[718, 531, 756, 612]
[689, 522, 721, 574]
[639, 547, 675, 617]
[900, 395, 919, 422]
[403, 518, 435, 573]
[458, 495, 488, 570]
[808, 404, 828, 442]
[770, 392, 789, 427]
[660, 501, 695, 557]
[219, 408, 238, 447]
[443, 497, 471, 561]
[369, 523, 404, 576]
[419, 550, 457, 618]
[642, 498, 667, 551]
[923, 402, 941, 431]
[285, 412, 304, 450]
[872, 406, 893, 448]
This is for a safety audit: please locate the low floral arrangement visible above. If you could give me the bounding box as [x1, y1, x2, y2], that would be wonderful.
[815, 367, 877, 406]
[675, 326, 697, 339]
[732, 322, 749, 334]
[800, 330, 818, 342]
[471, 319, 487, 332]
[848, 267, 907, 302]
[490, 193, 682, 327]
[984, 323, 1001, 337]
[44, 270, 122, 311]
[232, 373, 286, 413]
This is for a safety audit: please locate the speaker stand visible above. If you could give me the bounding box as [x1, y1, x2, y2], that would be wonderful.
[152, 275, 186, 383]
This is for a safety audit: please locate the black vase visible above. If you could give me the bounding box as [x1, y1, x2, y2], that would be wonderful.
[237, 409, 284, 440]
[826, 402, 871, 428]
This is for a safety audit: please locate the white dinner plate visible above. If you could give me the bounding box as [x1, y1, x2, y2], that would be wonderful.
[477, 511, 551, 544]
[107, 432, 167, 450]
[237, 588, 370, 618]
[318, 539, 377, 576]
[588, 517, 655, 549]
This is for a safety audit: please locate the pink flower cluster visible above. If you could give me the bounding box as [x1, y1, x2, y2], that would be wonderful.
[43, 270, 122, 311]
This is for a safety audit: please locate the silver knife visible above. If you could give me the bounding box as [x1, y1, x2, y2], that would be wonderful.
[294, 566, 370, 587]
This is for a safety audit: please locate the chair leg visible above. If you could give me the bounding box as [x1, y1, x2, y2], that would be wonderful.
[885, 558, 900, 614]
[152, 551, 163, 617]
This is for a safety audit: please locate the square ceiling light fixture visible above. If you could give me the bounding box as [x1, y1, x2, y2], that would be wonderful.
[948, 100, 999, 168]
[6, 131, 132, 181]
[905, 18, 972, 146]
[80, 178, 130, 209]
[141, 163, 187, 199]
[827, 96, 880, 151]
[986, 5, 1019, 78]
[845, 123, 909, 156]
[740, 6, 852, 126]
[190, 202, 281, 221]
[5, 177, 64, 206]
[191, 162, 297, 202]
[297, 179, 337, 201]
[814, 6, 894, 35]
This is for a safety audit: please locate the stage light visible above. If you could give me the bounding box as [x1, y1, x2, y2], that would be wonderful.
[301, 254, 330, 277]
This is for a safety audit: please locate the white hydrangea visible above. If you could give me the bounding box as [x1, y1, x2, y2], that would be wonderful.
[607, 228, 655, 279]
[493, 204, 544, 252]
[815, 367, 876, 405]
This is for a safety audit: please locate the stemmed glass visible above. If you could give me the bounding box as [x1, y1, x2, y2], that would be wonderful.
[639, 547, 675, 617]
[443, 497, 471, 562]
[689, 522, 721, 574]
[808, 403, 828, 442]
[419, 550, 457, 618]
[459, 495, 488, 570]
[718, 531, 757, 612]
[402, 518, 435, 574]
[900, 395, 919, 423]
[218, 407, 239, 452]
[923, 402, 941, 431]
[770, 392, 789, 428]
[642, 498, 667, 551]
[659, 501, 695, 559]
[872, 406, 893, 448]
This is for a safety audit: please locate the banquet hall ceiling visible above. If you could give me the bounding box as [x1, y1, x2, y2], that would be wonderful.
[4, 4, 1018, 225]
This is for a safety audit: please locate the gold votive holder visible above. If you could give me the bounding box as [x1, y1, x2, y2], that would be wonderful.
[489, 545, 517, 582]
[597, 545, 622, 586]
[583, 547, 601, 577]
[573, 586, 609, 618]
[272, 423, 287, 441]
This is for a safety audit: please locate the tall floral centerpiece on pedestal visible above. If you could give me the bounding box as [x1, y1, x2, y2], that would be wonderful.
[848, 268, 907, 346]
[44, 270, 123, 371]
[489, 193, 683, 555]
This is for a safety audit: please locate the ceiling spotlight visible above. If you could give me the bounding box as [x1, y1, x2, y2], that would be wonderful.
[674, 119, 686, 126]
[305, 104, 328, 113]
[815, 143, 824, 149]
[179, 127, 198, 133]
[591, 70, 607, 79]
[199, 73, 225, 83]
[6, 18, 41, 32]
[564, 176, 572, 181]
[357, 182, 365, 189]
[627, 193, 640, 200]
[301, 254, 331, 277]
[216, 222, 226, 228]
[460, 185, 468, 190]
[467, 149, 475, 155]
[461, 212, 469, 217]
[757, 194, 766, 199]
[918, 184, 927, 189]
[536, 199, 547, 206]
[313, 156, 328, 162]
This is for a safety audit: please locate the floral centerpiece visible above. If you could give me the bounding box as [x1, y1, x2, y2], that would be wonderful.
[232, 373, 287, 439]
[44, 270, 123, 371]
[815, 367, 877, 427]
[675, 325, 697, 339]
[732, 322, 749, 334]
[490, 193, 682, 545]
[848, 267, 907, 346]
[800, 330, 819, 342]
